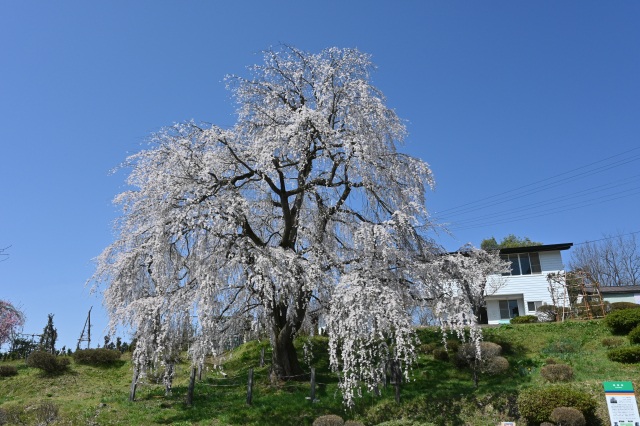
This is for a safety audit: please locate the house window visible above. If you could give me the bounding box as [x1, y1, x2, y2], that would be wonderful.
[501, 252, 542, 276]
[527, 301, 544, 312]
[499, 300, 520, 320]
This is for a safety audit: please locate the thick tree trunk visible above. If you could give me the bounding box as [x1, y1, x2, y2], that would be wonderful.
[272, 325, 304, 380]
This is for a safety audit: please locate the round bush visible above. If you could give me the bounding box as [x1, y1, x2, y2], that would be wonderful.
[510, 315, 538, 324]
[607, 346, 640, 363]
[0, 365, 18, 377]
[536, 305, 561, 322]
[550, 406, 585, 426]
[629, 324, 640, 344]
[601, 336, 625, 348]
[540, 364, 574, 382]
[312, 414, 344, 426]
[484, 356, 509, 375]
[604, 308, 640, 335]
[73, 348, 121, 366]
[26, 351, 68, 373]
[432, 348, 449, 361]
[517, 385, 596, 425]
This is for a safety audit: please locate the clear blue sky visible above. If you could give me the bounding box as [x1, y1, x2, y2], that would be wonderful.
[1, 1, 639, 350]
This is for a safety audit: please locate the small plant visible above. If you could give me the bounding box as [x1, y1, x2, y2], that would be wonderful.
[510, 315, 538, 324]
[517, 385, 596, 425]
[604, 308, 640, 335]
[0, 365, 18, 377]
[26, 351, 69, 374]
[73, 348, 121, 366]
[607, 346, 640, 363]
[312, 414, 344, 426]
[540, 363, 574, 382]
[550, 406, 585, 426]
[601, 336, 625, 348]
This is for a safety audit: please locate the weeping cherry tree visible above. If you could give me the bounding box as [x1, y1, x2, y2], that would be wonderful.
[91, 46, 505, 406]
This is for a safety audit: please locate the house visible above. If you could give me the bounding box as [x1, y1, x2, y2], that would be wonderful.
[481, 243, 573, 324]
[597, 286, 640, 304]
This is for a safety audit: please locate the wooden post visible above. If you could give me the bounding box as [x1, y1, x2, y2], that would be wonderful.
[393, 361, 401, 404]
[186, 366, 196, 406]
[129, 367, 139, 402]
[246, 368, 254, 405]
[309, 367, 316, 402]
[260, 347, 265, 367]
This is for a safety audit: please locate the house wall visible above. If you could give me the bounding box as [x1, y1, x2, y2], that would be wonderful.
[485, 250, 566, 324]
[602, 294, 640, 304]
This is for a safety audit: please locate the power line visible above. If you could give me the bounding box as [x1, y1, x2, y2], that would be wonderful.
[573, 230, 640, 246]
[434, 146, 640, 217]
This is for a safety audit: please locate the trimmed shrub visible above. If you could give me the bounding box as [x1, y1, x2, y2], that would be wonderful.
[312, 414, 344, 426]
[26, 351, 68, 373]
[517, 385, 596, 425]
[73, 348, 121, 366]
[540, 364, 574, 382]
[607, 346, 640, 363]
[484, 356, 509, 375]
[420, 342, 438, 354]
[609, 302, 640, 312]
[550, 406, 585, 426]
[0, 365, 18, 377]
[432, 348, 449, 361]
[445, 339, 460, 353]
[604, 308, 640, 335]
[629, 324, 640, 344]
[601, 336, 625, 348]
[510, 315, 538, 324]
[34, 401, 59, 425]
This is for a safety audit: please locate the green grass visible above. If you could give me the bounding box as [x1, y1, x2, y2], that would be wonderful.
[0, 320, 638, 425]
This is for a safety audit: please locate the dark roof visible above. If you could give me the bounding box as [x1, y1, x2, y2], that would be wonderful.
[598, 285, 640, 294]
[498, 243, 573, 254]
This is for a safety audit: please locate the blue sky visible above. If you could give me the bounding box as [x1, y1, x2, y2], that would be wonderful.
[1, 1, 639, 350]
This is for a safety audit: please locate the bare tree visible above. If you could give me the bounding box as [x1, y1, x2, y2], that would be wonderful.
[570, 233, 640, 287]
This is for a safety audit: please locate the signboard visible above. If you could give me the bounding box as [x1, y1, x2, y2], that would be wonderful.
[604, 381, 640, 426]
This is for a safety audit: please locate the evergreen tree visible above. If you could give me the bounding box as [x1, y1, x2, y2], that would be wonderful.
[40, 314, 57, 354]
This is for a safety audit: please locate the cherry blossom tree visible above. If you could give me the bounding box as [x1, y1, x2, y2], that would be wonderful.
[0, 300, 25, 348]
[92, 46, 505, 405]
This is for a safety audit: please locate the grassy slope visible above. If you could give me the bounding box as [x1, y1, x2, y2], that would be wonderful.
[0, 320, 637, 425]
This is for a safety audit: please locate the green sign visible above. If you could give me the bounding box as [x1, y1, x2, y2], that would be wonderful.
[603, 381, 640, 426]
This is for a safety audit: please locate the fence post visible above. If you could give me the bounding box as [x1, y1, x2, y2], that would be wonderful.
[393, 360, 401, 404]
[129, 367, 139, 402]
[246, 367, 254, 405]
[309, 367, 316, 402]
[186, 366, 197, 406]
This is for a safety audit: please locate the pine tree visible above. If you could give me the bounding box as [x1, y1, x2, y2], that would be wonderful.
[40, 314, 57, 354]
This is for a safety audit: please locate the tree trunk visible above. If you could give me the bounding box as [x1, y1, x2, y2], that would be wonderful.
[272, 325, 304, 380]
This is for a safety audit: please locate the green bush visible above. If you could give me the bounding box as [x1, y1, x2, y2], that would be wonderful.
[609, 302, 640, 312]
[344, 421, 365, 426]
[419, 342, 438, 354]
[550, 406, 585, 426]
[517, 385, 596, 425]
[540, 364, 574, 382]
[26, 351, 69, 374]
[312, 414, 344, 426]
[432, 348, 449, 361]
[629, 324, 640, 344]
[375, 421, 435, 426]
[604, 308, 640, 335]
[601, 336, 625, 348]
[0, 365, 18, 377]
[73, 348, 121, 366]
[607, 346, 640, 363]
[510, 315, 538, 324]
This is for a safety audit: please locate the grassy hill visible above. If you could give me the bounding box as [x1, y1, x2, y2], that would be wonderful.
[0, 319, 637, 425]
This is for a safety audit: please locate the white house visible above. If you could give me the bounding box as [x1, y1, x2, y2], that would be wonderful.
[482, 243, 573, 324]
